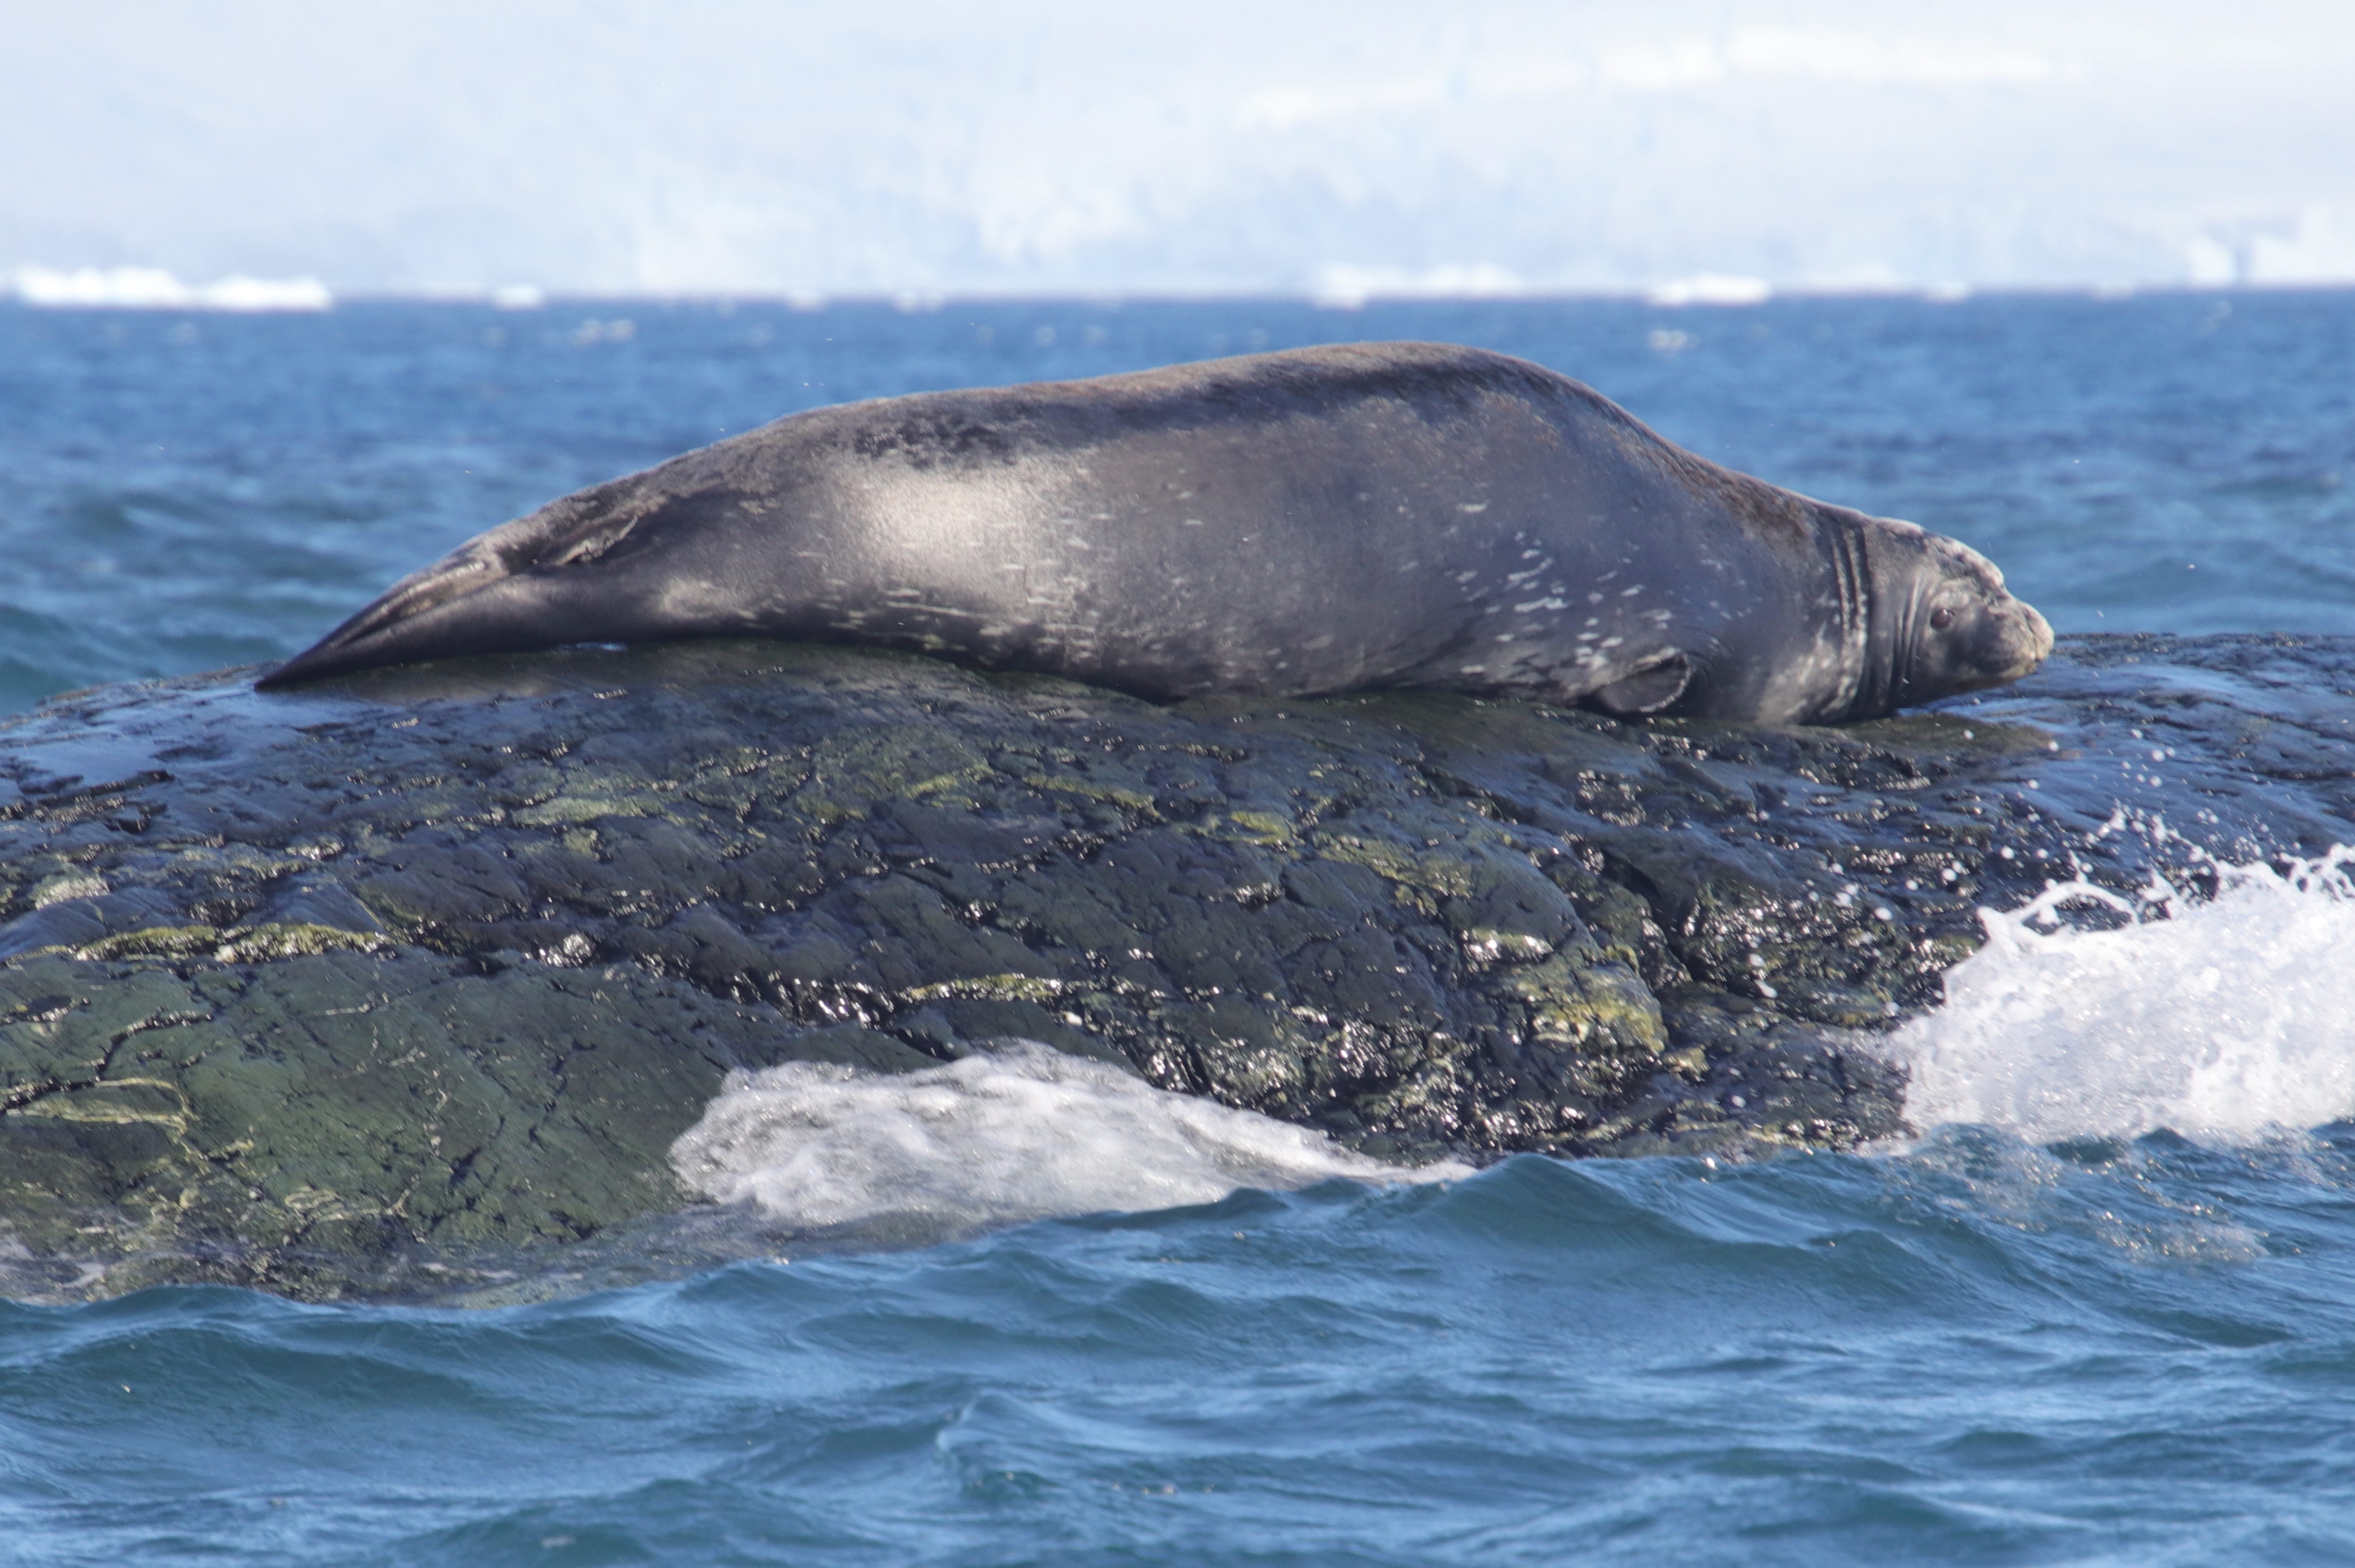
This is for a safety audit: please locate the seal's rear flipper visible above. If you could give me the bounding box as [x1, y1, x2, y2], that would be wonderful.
[254, 487, 657, 690]
[1590, 652, 1691, 715]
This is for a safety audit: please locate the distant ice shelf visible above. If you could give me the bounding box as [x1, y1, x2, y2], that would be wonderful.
[2, 264, 332, 311]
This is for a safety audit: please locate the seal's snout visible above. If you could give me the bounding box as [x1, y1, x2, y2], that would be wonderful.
[1961, 588, 2053, 688]
[1950, 593, 2052, 697]
[1971, 544, 2052, 681]
[2012, 598, 2055, 676]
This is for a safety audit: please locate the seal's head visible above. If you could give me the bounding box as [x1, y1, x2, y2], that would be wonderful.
[1861, 520, 2054, 715]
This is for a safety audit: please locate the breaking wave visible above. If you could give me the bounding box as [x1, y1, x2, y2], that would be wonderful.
[670, 1040, 1465, 1235]
[1894, 845, 2355, 1143]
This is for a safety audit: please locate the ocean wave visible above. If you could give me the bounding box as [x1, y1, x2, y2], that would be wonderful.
[3, 265, 332, 311]
[669, 1041, 1466, 1236]
[1893, 842, 2355, 1143]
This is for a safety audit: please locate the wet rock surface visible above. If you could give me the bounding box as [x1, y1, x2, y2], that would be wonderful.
[1, 633, 2349, 1300]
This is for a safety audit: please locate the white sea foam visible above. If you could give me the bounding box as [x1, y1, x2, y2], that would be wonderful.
[670, 1041, 1465, 1233]
[1894, 846, 2355, 1144]
[4, 265, 331, 311]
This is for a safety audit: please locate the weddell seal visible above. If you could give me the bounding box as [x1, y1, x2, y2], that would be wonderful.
[259, 342, 2052, 721]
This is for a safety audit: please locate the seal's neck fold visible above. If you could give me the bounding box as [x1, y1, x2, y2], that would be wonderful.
[1818, 510, 1884, 724]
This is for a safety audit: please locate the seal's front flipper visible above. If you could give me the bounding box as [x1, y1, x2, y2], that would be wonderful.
[1591, 652, 1691, 715]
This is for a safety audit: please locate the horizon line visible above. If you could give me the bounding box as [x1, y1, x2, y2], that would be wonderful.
[9, 277, 2355, 315]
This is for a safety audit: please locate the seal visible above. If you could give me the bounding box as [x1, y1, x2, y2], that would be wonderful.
[258, 342, 2052, 722]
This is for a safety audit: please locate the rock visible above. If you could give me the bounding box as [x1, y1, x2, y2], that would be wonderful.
[1, 634, 2349, 1300]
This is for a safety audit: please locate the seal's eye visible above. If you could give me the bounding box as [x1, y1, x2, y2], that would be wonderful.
[1929, 606, 1957, 631]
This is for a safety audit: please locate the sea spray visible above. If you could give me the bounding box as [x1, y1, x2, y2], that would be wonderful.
[670, 1041, 1467, 1233]
[1894, 844, 2355, 1143]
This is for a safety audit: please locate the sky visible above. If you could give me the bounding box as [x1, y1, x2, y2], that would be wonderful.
[5, 0, 2354, 298]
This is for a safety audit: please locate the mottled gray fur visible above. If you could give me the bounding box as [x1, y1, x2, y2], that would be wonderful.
[261, 342, 2052, 722]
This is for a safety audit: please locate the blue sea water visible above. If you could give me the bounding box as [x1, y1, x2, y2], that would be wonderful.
[3, 293, 2355, 1564]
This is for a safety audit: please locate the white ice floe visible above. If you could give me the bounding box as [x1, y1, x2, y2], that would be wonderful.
[1646, 273, 1773, 307]
[1309, 263, 1526, 309]
[670, 1040, 1464, 1232]
[1894, 845, 2355, 1144]
[3, 265, 332, 311]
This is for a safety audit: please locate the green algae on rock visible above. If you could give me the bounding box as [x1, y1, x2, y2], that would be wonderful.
[2, 634, 2351, 1301]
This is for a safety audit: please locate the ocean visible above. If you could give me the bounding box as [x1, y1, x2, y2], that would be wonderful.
[2, 293, 2353, 1565]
